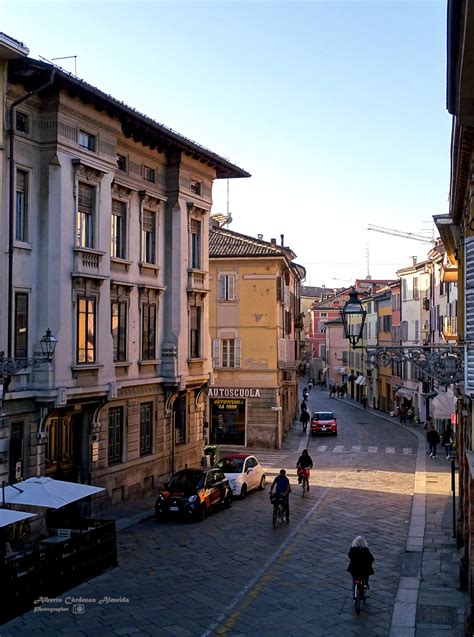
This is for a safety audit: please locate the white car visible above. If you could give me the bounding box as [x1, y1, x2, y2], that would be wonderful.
[214, 454, 266, 498]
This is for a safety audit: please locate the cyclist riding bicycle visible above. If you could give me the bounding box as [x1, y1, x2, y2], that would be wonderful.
[296, 449, 313, 490]
[270, 469, 291, 523]
[347, 535, 375, 599]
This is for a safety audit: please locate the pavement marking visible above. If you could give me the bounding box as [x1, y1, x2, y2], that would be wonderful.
[317, 445, 328, 452]
[333, 445, 344, 453]
[351, 445, 361, 452]
[387, 447, 395, 454]
[368, 446, 378, 453]
[403, 448, 413, 455]
[201, 486, 331, 637]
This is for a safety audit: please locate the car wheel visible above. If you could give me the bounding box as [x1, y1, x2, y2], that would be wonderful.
[240, 484, 248, 500]
[258, 475, 266, 490]
[196, 505, 207, 522]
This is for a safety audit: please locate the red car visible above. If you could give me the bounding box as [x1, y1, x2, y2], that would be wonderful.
[311, 411, 337, 436]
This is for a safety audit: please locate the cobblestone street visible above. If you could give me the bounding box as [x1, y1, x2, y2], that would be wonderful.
[1, 387, 466, 636]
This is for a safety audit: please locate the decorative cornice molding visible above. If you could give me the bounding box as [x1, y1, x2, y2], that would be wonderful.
[112, 181, 133, 198]
[138, 189, 167, 208]
[72, 157, 108, 181]
[186, 201, 209, 216]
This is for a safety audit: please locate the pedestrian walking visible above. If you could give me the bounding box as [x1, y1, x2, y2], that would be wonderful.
[399, 404, 407, 425]
[300, 399, 308, 412]
[336, 384, 341, 398]
[424, 416, 433, 431]
[407, 406, 414, 425]
[442, 425, 454, 459]
[427, 424, 440, 458]
[299, 408, 310, 433]
[361, 395, 367, 409]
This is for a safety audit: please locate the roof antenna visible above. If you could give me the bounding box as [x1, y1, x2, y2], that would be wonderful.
[51, 55, 77, 76]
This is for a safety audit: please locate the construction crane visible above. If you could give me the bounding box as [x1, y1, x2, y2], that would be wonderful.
[367, 224, 434, 244]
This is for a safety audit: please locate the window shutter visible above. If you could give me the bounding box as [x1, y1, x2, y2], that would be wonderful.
[191, 219, 200, 234]
[235, 338, 241, 368]
[276, 276, 282, 302]
[112, 199, 126, 217]
[212, 338, 220, 367]
[142, 209, 154, 231]
[278, 338, 286, 361]
[17, 171, 26, 193]
[219, 276, 225, 301]
[78, 182, 94, 213]
[465, 237, 474, 391]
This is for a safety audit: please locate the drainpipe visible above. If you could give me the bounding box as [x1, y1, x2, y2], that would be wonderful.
[8, 70, 55, 356]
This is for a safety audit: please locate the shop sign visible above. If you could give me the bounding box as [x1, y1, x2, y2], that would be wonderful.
[15, 461, 22, 480]
[91, 441, 99, 462]
[208, 387, 261, 398]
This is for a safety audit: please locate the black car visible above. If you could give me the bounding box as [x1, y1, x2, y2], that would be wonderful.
[155, 468, 232, 522]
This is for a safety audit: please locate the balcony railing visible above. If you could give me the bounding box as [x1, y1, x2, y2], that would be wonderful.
[72, 247, 106, 280]
[442, 316, 458, 340]
[187, 269, 209, 293]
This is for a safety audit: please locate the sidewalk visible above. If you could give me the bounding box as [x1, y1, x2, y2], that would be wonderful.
[92, 392, 469, 635]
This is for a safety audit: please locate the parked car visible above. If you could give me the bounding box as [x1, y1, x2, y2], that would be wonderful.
[311, 411, 338, 435]
[214, 453, 266, 498]
[155, 468, 232, 522]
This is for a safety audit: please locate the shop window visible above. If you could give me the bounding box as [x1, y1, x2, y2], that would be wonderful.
[174, 396, 187, 445]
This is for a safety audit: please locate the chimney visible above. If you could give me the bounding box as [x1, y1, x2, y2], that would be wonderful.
[258, 234, 263, 241]
[411, 256, 417, 266]
[270, 238, 276, 246]
[280, 234, 284, 246]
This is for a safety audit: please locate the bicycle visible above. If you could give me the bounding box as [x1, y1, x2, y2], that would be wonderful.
[353, 577, 366, 614]
[270, 493, 288, 528]
[297, 467, 310, 497]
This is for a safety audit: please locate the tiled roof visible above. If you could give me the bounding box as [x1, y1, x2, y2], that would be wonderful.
[209, 228, 294, 259]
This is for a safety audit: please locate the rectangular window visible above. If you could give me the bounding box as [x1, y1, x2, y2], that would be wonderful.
[116, 154, 127, 172]
[79, 130, 96, 151]
[77, 297, 96, 363]
[191, 219, 201, 269]
[320, 344, 327, 360]
[111, 300, 127, 362]
[141, 303, 156, 360]
[190, 179, 201, 195]
[413, 277, 419, 300]
[143, 166, 155, 182]
[402, 278, 407, 301]
[219, 274, 236, 301]
[415, 319, 419, 341]
[140, 402, 153, 456]
[14, 292, 28, 358]
[141, 210, 156, 264]
[77, 182, 95, 248]
[16, 111, 29, 133]
[108, 407, 123, 465]
[16, 169, 28, 242]
[383, 315, 392, 332]
[190, 306, 201, 358]
[222, 338, 235, 368]
[111, 199, 127, 259]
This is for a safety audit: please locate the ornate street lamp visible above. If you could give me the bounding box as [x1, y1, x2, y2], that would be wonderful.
[0, 329, 57, 379]
[340, 287, 367, 349]
[39, 329, 57, 362]
[340, 288, 464, 384]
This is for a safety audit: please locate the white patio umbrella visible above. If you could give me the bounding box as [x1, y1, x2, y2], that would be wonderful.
[2, 477, 105, 509]
[0, 509, 37, 528]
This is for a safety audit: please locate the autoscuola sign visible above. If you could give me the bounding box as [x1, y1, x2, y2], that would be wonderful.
[208, 388, 261, 398]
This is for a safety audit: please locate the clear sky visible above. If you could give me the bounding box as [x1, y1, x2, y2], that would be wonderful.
[2, 0, 451, 287]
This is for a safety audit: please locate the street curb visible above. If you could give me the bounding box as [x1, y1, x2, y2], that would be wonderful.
[116, 509, 155, 532]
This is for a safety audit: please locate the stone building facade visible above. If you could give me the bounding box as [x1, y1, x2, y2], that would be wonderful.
[0, 43, 249, 502]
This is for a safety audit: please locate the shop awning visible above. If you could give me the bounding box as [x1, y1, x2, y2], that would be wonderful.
[396, 388, 413, 399]
[430, 388, 456, 420]
[2, 477, 105, 509]
[355, 375, 366, 385]
[0, 509, 37, 528]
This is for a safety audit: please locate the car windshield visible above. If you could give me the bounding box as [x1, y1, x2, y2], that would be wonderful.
[216, 458, 244, 473]
[313, 412, 334, 420]
[168, 470, 205, 491]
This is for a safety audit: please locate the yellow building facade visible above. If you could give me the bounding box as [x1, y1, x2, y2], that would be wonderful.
[209, 226, 304, 449]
